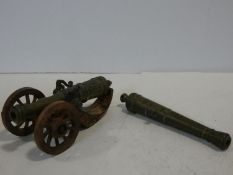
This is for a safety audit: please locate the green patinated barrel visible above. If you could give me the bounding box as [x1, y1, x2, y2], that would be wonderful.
[120, 93, 231, 150]
[11, 76, 111, 124]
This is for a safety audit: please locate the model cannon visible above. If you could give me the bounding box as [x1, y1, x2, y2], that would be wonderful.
[1, 76, 113, 155]
[121, 93, 231, 150]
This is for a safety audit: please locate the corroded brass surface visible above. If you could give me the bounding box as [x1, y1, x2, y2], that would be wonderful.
[1, 76, 113, 155]
[121, 93, 231, 150]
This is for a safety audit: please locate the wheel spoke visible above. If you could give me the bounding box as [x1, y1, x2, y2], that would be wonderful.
[62, 136, 66, 141]
[25, 94, 30, 104]
[16, 122, 24, 128]
[32, 96, 37, 102]
[43, 129, 49, 136]
[55, 138, 59, 146]
[16, 98, 23, 105]
[47, 135, 52, 145]
[66, 121, 73, 129]
[24, 121, 29, 128]
[70, 127, 75, 131]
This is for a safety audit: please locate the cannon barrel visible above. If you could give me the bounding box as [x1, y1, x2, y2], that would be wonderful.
[120, 93, 231, 150]
[11, 76, 111, 124]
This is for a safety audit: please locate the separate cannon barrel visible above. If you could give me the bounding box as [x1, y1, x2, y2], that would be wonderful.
[120, 93, 231, 150]
[11, 76, 111, 124]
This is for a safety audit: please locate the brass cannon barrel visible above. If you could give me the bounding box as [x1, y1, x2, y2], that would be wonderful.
[120, 93, 231, 150]
[11, 76, 111, 124]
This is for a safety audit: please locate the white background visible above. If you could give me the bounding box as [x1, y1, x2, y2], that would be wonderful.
[1, 0, 233, 73]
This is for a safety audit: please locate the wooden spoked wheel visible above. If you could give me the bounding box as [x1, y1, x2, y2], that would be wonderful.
[34, 101, 80, 155]
[1, 87, 45, 136]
